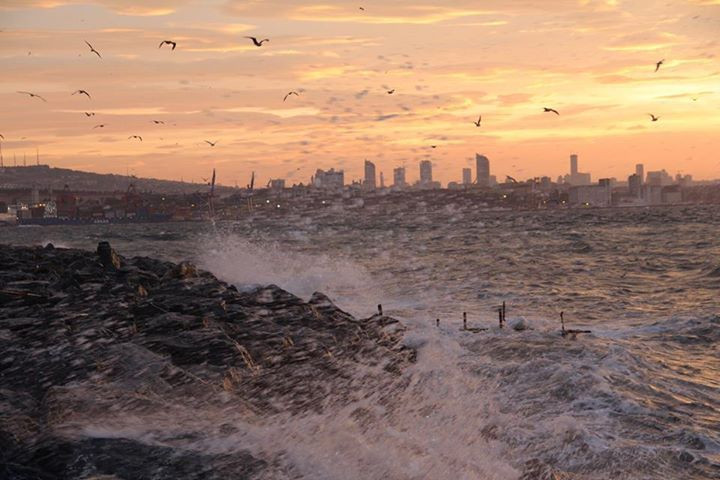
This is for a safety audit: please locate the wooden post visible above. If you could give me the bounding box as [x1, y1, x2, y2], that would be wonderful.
[436, 318, 440, 327]
[498, 307, 503, 328]
[502, 301, 506, 323]
[560, 311, 565, 335]
[377, 304, 383, 315]
[463, 312, 467, 330]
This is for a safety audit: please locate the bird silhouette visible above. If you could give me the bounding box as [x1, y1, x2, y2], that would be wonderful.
[0, 134, 4, 140]
[152, 120, 165, 124]
[430, 145, 437, 149]
[84, 112, 95, 117]
[543, 107, 559, 115]
[85, 40, 101, 59]
[72, 90, 91, 99]
[205, 140, 217, 147]
[473, 115, 482, 127]
[245, 36, 269, 47]
[128, 135, 143, 141]
[359, 6, 365, 10]
[654, 59, 664, 72]
[506, 175, 518, 183]
[158, 40, 177, 50]
[386, 89, 395, 94]
[93, 124, 106, 128]
[17, 91, 47, 102]
[648, 114, 659, 122]
[284, 91, 299, 101]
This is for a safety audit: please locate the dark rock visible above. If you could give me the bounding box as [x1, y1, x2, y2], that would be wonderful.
[0, 243, 415, 478]
[96, 241, 121, 269]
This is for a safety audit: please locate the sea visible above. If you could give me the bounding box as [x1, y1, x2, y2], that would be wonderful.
[2, 203, 719, 479]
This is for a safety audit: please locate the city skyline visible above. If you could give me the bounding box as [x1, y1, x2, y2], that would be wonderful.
[1, 1, 719, 186]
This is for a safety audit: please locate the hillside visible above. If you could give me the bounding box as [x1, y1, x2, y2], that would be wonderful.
[0, 165, 238, 195]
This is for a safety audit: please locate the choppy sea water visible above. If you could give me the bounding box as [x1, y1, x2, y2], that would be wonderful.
[3, 204, 719, 479]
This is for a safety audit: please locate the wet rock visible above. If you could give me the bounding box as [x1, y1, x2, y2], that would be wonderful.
[96, 241, 121, 269]
[0, 243, 415, 478]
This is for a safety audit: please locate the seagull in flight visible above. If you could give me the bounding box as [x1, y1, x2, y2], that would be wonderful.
[245, 36, 269, 47]
[128, 135, 143, 141]
[72, 89, 91, 99]
[85, 40, 101, 59]
[159, 40, 177, 50]
[84, 112, 95, 117]
[0, 134, 4, 140]
[359, 6, 365, 10]
[654, 59, 664, 72]
[473, 115, 482, 127]
[284, 91, 299, 101]
[93, 124, 107, 128]
[506, 175, 518, 183]
[17, 91, 47, 102]
[543, 107, 559, 115]
[386, 89, 395, 94]
[430, 145, 437, 149]
[205, 140, 217, 147]
[152, 120, 165, 124]
[648, 114, 659, 122]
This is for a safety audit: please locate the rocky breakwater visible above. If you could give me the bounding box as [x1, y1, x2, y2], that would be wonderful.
[0, 242, 415, 479]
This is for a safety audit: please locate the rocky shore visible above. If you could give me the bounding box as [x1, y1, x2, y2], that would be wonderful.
[0, 243, 415, 479]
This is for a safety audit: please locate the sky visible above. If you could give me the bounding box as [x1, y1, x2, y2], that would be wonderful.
[1, 0, 719, 187]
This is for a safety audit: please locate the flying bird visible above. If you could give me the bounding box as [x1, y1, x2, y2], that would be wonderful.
[430, 145, 437, 149]
[17, 91, 47, 102]
[128, 135, 143, 141]
[152, 120, 165, 124]
[506, 175, 518, 183]
[387, 89, 395, 94]
[0, 134, 4, 140]
[473, 115, 482, 127]
[654, 59, 664, 72]
[245, 36, 269, 47]
[72, 89, 91, 99]
[85, 40, 101, 59]
[158, 40, 177, 50]
[84, 112, 95, 117]
[543, 107, 559, 115]
[93, 124, 106, 128]
[359, 6, 365, 10]
[648, 114, 659, 122]
[205, 140, 217, 147]
[284, 91, 299, 101]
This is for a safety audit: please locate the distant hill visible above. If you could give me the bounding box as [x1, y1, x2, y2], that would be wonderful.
[0, 165, 238, 195]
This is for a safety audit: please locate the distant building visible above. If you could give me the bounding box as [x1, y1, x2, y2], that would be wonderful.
[565, 154, 592, 186]
[635, 164, 644, 184]
[476, 154, 490, 187]
[363, 160, 376, 190]
[419, 160, 433, 185]
[393, 167, 407, 187]
[379, 171, 385, 188]
[569, 178, 611, 207]
[628, 174, 642, 198]
[313, 168, 344, 190]
[462, 168, 472, 185]
[269, 179, 285, 190]
[646, 169, 672, 186]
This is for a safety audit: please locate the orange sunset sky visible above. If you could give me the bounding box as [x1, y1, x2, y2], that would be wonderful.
[1, 0, 719, 186]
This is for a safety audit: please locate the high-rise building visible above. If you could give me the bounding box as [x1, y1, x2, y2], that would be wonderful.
[379, 172, 385, 188]
[570, 154, 578, 175]
[393, 167, 407, 187]
[565, 154, 591, 186]
[635, 164, 644, 184]
[628, 174, 642, 198]
[476, 154, 490, 187]
[313, 168, 344, 190]
[419, 160, 433, 185]
[462, 168, 472, 185]
[364, 160, 376, 190]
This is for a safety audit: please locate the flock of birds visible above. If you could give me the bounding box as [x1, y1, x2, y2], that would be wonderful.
[3, 12, 675, 160]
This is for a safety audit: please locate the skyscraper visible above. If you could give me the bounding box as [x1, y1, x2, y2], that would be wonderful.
[393, 167, 407, 187]
[476, 154, 490, 187]
[419, 160, 433, 184]
[462, 168, 472, 185]
[635, 164, 644, 184]
[570, 154, 578, 175]
[364, 160, 376, 190]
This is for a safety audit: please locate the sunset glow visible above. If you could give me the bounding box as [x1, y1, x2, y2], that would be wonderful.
[1, 0, 719, 185]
